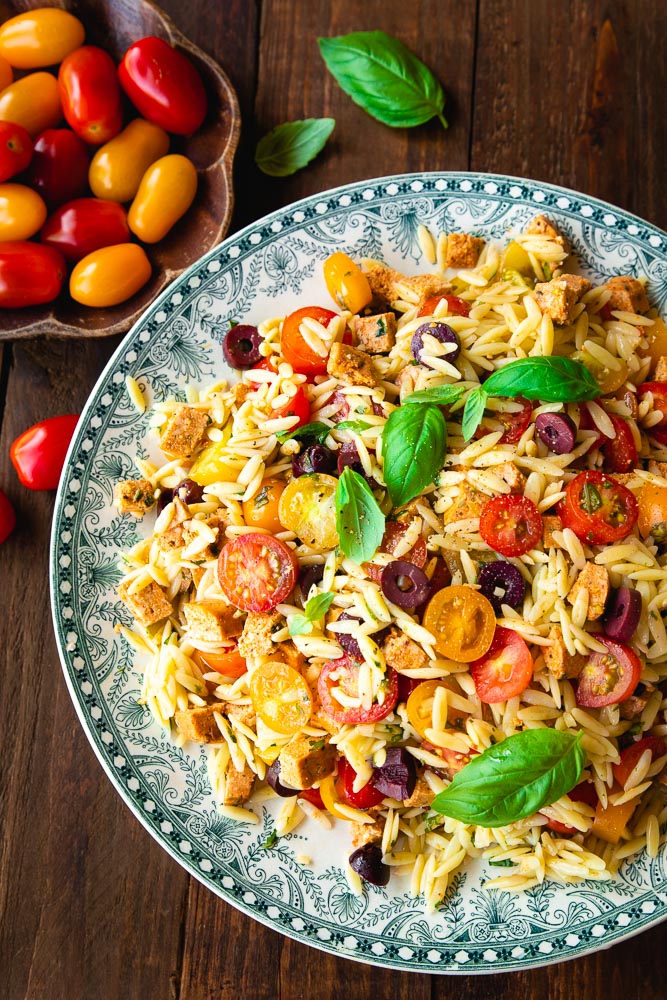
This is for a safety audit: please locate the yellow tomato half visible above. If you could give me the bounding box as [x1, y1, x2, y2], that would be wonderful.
[0, 71, 61, 137]
[422, 585, 496, 661]
[323, 251, 372, 314]
[242, 477, 286, 533]
[188, 425, 236, 486]
[89, 119, 170, 203]
[128, 153, 197, 243]
[0, 9, 85, 69]
[406, 679, 467, 739]
[249, 659, 313, 735]
[69, 244, 151, 307]
[638, 482, 667, 542]
[642, 317, 667, 370]
[278, 473, 339, 551]
[0, 183, 46, 241]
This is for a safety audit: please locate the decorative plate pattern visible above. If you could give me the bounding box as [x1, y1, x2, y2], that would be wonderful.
[50, 172, 667, 973]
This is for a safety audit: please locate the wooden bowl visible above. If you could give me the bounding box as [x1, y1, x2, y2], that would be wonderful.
[0, 0, 240, 340]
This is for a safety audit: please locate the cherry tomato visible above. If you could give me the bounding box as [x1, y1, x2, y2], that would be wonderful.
[418, 294, 470, 318]
[0, 71, 61, 137]
[298, 787, 325, 809]
[0, 54, 12, 91]
[217, 532, 298, 612]
[0, 9, 84, 69]
[242, 478, 286, 534]
[323, 252, 372, 314]
[364, 521, 428, 584]
[0, 183, 46, 241]
[271, 384, 310, 429]
[281, 306, 339, 377]
[598, 302, 615, 323]
[479, 495, 543, 557]
[195, 645, 247, 679]
[337, 758, 384, 809]
[41, 198, 130, 263]
[481, 396, 533, 444]
[278, 473, 339, 551]
[422, 585, 496, 661]
[28, 128, 90, 207]
[248, 357, 277, 383]
[600, 415, 637, 474]
[0, 121, 32, 182]
[89, 118, 170, 203]
[470, 626, 534, 704]
[249, 659, 312, 735]
[119, 37, 207, 135]
[641, 318, 667, 369]
[406, 679, 467, 739]
[69, 244, 151, 307]
[0, 488, 16, 544]
[10, 414, 78, 490]
[0, 241, 65, 308]
[613, 736, 666, 788]
[576, 349, 628, 395]
[638, 381, 667, 445]
[560, 470, 638, 545]
[578, 401, 607, 449]
[58, 46, 122, 145]
[127, 153, 197, 243]
[317, 655, 399, 726]
[575, 637, 642, 708]
[638, 482, 667, 543]
[543, 780, 598, 835]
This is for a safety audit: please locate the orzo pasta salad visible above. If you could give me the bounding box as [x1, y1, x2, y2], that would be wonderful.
[114, 214, 667, 906]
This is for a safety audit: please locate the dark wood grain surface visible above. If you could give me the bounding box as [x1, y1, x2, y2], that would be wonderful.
[1, 1, 666, 997]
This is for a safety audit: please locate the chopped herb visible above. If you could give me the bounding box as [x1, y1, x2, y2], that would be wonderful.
[262, 829, 279, 849]
[488, 858, 516, 868]
[309, 738, 326, 750]
[581, 482, 603, 515]
[254, 486, 270, 509]
[336, 420, 371, 433]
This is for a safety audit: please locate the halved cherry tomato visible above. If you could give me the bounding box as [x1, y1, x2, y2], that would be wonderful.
[69, 244, 151, 307]
[560, 470, 638, 545]
[128, 154, 197, 243]
[364, 521, 428, 584]
[217, 532, 298, 612]
[637, 381, 667, 446]
[10, 414, 78, 490]
[422, 585, 496, 662]
[543, 780, 598, 835]
[0, 488, 16, 544]
[299, 787, 325, 809]
[641, 318, 667, 369]
[418, 293, 470, 318]
[438, 744, 480, 775]
[249, 659, 312, 735]
[28, 128, 89, 207]
[578, 401, 608, 449]
[598, 302, 615, 323]
[0, 241, 66, 308]
[58, 46, 122, 145]
[479, 495, 543, 557]
[89, 118, 170, 203]
[248, 357, 277, 383]
[41, 198, 130, 263]
[600, 415, 637, 473]
[0, 183, 46, 241]
[271, 384, 310, 429]
[575, 637, 642, 708]
[470, 626, 534, 704]
[0, 55, 12, 91]
[278, 473, 339, 551]
[0, 9, 85, 69]
[406, 678, 467, 739]
[119, 37, 207, 135]
[242, 478, 286, 534]
[0, 121, 32, 182]
[0, 71, 61, 137]
[317, 656, 399, 726]
[575, 349, 628, 395]
[476, 396, 533, 444]
[638, 482, 667, 543]
[613, 735, 666, 787]
[281, 306, 338, 377]
[323, 252, 372, 314]
[337, 758, 384, 809]
[196, 646, 247, 679]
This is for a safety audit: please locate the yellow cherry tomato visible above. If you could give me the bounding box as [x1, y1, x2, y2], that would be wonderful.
[323, 251, 372, 314]
[641, 317, 667, 369]
[406, 679, 468, 740]
[422, 585, 496, 662]
[0, 55, 13, 91]
[69, 244, 151, 307]
[89, 119, 170, 203]
[128, 153, 197, 243]
[0, 183, 46, 241]
[278, 473, 339, 551]
[188, 424, 236, 486]
[500, 240, 532, 276]
[249, 659, 313, 735]
[242, 477, 286, 533]
[574, 350, 629, 395]
[0, 9, 85, 69]
[638, 482, 667, 543]
[0, 72, 61, 137]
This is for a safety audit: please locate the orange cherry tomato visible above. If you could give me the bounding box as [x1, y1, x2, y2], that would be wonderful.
[0, 183, 46, 241]
[422, 585, 496, 661]
[0, 9, 85, 69]
[470, 626, 534, 704]
[128, 153, 197, 243]
[249, 659, 313, 735]
[281, 305, 338, 377]
[0, 55, 12, 91]
[89, 119, 170, 203]
[0, 72, 61, 137]
[196, 646, 247, 679]
[323, 252, 372, 313]
[418, 294, 470, 318]
[242, 478, 286, 533]
[406, 679, 467, 739]
[58, 46, 123, 145]
[69, 244, 151, 307]
[638, 482, 667, 542]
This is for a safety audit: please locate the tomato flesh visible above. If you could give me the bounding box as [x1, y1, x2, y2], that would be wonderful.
[477, 396, 533, 444]
[281, 306, 338, 377]
[479, 495, 543, 557]
[196, 646, 247, 679]
[560, 470, 638, 545]
[418, 294, 470, 318]
[601, 415, 637, 474]
[470, 626, 533, 704]
[575, 637, 642, 708]
[613, 735, 666, 787]
[337, 758, 384, 808]
[249, 659, 312, 735]
[317, 656, 399, 725]
[217, 533, 298, 612]
[271, 384, 310, 429]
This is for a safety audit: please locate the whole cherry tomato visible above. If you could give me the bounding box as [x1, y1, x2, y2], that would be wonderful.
[0, 54, 12, 91]
[128, 153, 197, 243]
[41, 198, 130, 263]
[0, 71, 61, 137]
[119, 37, 207, 135]
[323, 252, 372, 313]
[0, 121, 32, 182]
[0, 241, 66, 308]
[89, 118, 169, 203]
[0, 9, 85, 69]
[0, 488, 16, 544]
[58, 46, 123, 145]
[0, 183, 47, 241]
[10, 414, 78, 490]
[69, 244, 151, 307]
[28, 129, 90, 207]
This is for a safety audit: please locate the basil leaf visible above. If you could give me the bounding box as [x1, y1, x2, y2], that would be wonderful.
[289, 590, 335, 636]
[262, 829, 278, 849]
[461, 387, 488, 441]
[255, 118, 335, 177]
[335, 420, 371, 433]
[382, 403, 447, 506]
[432, 729, 585, 827]
[288, 614, 312, 637]
[276, 421, 331, 444]
[402, 384, 467, 407]
[581, 482, 603, 515]
[318, 31, 447, 130]
[483, 357, 599, 402]
[335, 466, 385, 563]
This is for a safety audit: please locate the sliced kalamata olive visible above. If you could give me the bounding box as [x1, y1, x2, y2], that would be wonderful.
[173, 477, 204, 505]
[266, 759, 298, 798]
[415, 557, 452, 615]
[604, 586, 642, 643]
[535, 412, 577, 455]
[478, 561, 525, 614]
[222, 324, 263, 369]
[156, 486, 174, 513]
[398, 674, 423, 703]
[299, 563, 325, 598]
[381, 560, 431, 608]
[292, 444, 336, 477]
[336, 611, 363, 660]
[411, 321, 460, 364]
[349, 843, 390, 887]
[336, 441, 378, 487]
[371, 747, 417, 800]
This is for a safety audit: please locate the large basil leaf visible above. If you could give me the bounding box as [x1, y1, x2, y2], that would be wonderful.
[255, 118, 335, 177]
[483, 357, 599, 402]
[335, 467, 385, 563]
[382, 403, 446, 506]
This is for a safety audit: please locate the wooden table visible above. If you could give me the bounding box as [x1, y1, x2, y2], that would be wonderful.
[2, 1, 667, 996]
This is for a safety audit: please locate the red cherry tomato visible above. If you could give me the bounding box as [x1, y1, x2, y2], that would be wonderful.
[271, 385, 310, 428]
[0, 241, 66, 308]
[578, 401, 607, 449]
[0, 488, 16, 543]
[364, 521, 428, 584]
[118, 37, 207, 135]
[58, 46, 123, 145]
[10, 414, 78, 490]
[560, 471, 638, 545]
[599, 302, 615, 322]
[476, 396, 533, 444]
[281, 306, 338, 377]
[298, 787, 324, 809]
[418, 293, 470, 318]
[217, 532, 298, 612]
[637, 382, 667, 446]
[317, 656, 399, 726]
[470, 626, 534, 704]
[27, 128, 90, 207]
[41, 198, 130, 263]
[613, 736, 666, 788]
[0, 121, 32, 182]
[543, 780, 598, 834]
[600, 415, 638, 473]
[247, 357, 277, 383]
[337, 758, 385, 809]
[479, 495, 543, 557]
[575, 637, 643, 709]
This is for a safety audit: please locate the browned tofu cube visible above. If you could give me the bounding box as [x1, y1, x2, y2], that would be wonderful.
[159, 404, 208, 459]
[443, 484, 487, 524]
[182, 508, 230, 560]
[222, 761, 255, 805]
[277, 733, 337, 789]
[490, 462, 526, 494]
[115, 478, 155, 517]
[403, 775, 434, 808]
[182, 600, 243, 642]
[654, 357, 667, 383]
[534, 274, 592, 325]
[224, 702, 256, 728]
[326, 342, 376, 388]
[350, 817, 385, 849]
[393, 273, 453, 310]
[605, 276, 649, 315]
[156, 497, 190, 550]
[445, 233, 485, 269]
[174, 702, 227, 743]
[354, 312, 396, 354]
[381, 626, 429, 673]
[543, 625, 586, 680]
[117, 579, 172, 627]
[237, 611, 284, 659]
[525, 214, 567, 246]
[274, 640, 307, 672]
[542, 515, 564, 549]
[567, 562, 610, 620]
[362, 260, 403, 308]
[619, 693, 650, 720]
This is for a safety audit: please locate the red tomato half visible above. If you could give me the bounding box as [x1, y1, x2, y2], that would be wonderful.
[576, 637, 642, 709]
[470, 626, 534, 704]
[58, 46, 123, 145]
[271, 384, 310, 428]
[10, 414, 78, 490]
[0, 241, 66, 308]
[0, 121, 32, 182]
[28, 128, 90, 207]
[543, 780, 598, 835]
[601, 415, 638, 474]
[0, 488, 16, 544]
[337, 758, 384, 809]
[119, 37, 207, 135]
[281, 305, 338, 377]
[613, 736, 666, 788]
[418, 293, 470, 318]
[248, 357, 277, 383]
[637, 382, 667, 446]
[560, 470, 638, 545]
[476, 396, 533, 444]
[41, 198, 130, 263]
[364, 521, 428, 584]
[479, 495, 543, 557]
[298, 787, 324, 809]
[217, 532, 298, 612]
[317, 656, 399, 726]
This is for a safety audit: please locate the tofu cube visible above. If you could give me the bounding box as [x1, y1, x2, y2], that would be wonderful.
[117, 579, 172, 627]
[525, 214, 567, 246]
[237, 611, 284, 660]
[182, 600, 243, 643]
[393, 273, 453, 310]
[326, 342, 376, 388]
[654, 357, 667, 383]
[445, 233, 485, 269]
[115, 478, 155, 517]
[224, 702, 256, 728]
[381, 626, 429, 673]
[567, 562, 610, 620]
[174, 702, 227, 743]
[490, 462, 526, 494]
[543, 625, 586, 680]
[277, 733, 337, 790]
[222, 761, 255, 806]
[534, 274, 592, 325]
[159, 404, 208, 459]
[351, 817, 385, 849]
[403, 775, 434, 808]
[354, 312, 396, 354]
[542, 515, 564, 549]
[605, 276, 649, 315]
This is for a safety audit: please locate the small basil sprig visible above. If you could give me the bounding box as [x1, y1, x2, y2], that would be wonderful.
[335, 419, 371, 433]
[255, 118, 335, 177]
[289, 591, 335, 637]
[318, 31, 447, 130]
[432, 729, 585, 827]
[276, 420, 331, 445]
[335, 466, 385, 563]
[402, 384, 466, 407]
[382, 403, 446, 506]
